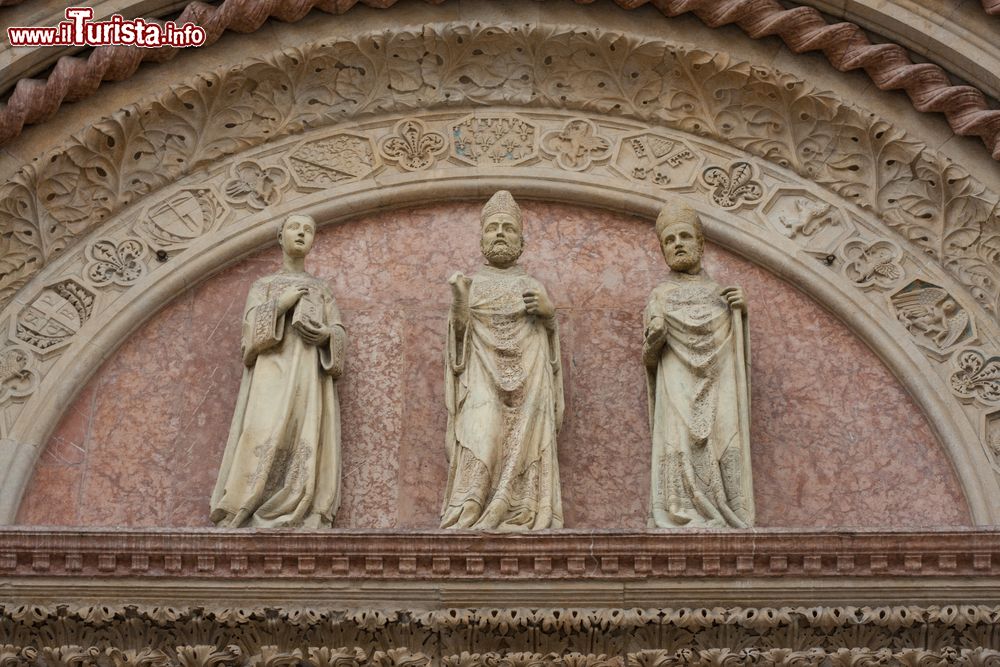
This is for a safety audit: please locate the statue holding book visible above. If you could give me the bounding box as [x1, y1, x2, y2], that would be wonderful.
[210, 214, 347, 528]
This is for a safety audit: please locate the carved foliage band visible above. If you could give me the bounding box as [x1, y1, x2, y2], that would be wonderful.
[2, 24, 997, 319]
[4, 605, 1000, 665]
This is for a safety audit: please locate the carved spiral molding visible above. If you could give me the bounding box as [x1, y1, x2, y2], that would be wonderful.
[2, 22, 1000, 524]
[1, 0, 1000, 159]
[6, 604, 1000, 665]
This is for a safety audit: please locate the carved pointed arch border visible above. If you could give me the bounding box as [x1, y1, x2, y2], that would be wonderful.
[1, 22, 1000, 524]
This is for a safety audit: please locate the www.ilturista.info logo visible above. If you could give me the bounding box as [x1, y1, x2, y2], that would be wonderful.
[7, 7, 207, 48]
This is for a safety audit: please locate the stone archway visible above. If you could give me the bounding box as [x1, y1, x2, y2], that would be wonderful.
[1, 19, 999, 524]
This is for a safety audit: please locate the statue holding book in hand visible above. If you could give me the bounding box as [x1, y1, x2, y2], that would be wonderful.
[210, 214, 347, 528]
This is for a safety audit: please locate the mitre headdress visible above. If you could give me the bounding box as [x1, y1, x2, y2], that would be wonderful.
[481, 190, 522, 226]
[655, 199, 702, 238]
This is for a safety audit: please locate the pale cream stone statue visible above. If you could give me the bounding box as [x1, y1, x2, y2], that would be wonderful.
[210, 214, 347, 528]
[442, 190, 564, 531]
[644, 200, 755, 528]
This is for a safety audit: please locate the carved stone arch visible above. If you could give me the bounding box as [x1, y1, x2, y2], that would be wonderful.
[1, 18, 999, 524]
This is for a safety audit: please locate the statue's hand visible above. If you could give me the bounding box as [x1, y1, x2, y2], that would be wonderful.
[448, 272, 472, 302]
[297, 319, 330, 346]
[277, 285, 309, 314]
[523, 288, 555, 319]
[645, 316, 668, 344]
[722, 286, 746, 311]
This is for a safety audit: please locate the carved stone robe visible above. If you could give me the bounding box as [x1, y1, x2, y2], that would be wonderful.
[210, 270, 346, 528]
[644, 271, 754, 528]
[442, 264, 564, 531]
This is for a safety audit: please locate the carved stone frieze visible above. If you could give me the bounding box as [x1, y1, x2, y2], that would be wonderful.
[540, 119, 612, 172]
[287, 134, 378, 189]
[0, 529, 995, 580]
[85, 239, 147, 288]
[223, 161, 291, 210]
[612, 133, 700, 188]
[840, 239, 904, 290]
[952, 349, 1000, 406]
[13, 280, 95, 354]
[138, 189, 229, 252]
[701, 162, 763, 210]
[891, 280, 973, 357]
[0, 24, 998, 319]
[379, 120, 448, 172]
[452, 116, 537, 166]
[3, 604, 1000, 665]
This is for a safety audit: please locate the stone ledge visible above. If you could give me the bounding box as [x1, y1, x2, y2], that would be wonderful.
[1, 528, 997, 580]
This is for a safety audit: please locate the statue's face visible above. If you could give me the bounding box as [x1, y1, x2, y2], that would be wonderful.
[659, 221, 703, 272]
[279, 215, 316, 258]
[480, 212, 523, 267]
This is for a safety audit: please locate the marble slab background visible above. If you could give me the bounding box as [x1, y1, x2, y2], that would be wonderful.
[15, 202, 971, 528]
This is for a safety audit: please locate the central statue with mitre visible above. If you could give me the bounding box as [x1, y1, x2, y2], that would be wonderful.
[441, 190, 564, 531]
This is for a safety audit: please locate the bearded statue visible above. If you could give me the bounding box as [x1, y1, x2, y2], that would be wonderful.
[441, 190, 564, 531]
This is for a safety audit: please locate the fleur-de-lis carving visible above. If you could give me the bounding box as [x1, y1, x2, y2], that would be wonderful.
[379, 120, 447, 171]
[950, 349, 1000, 404]
[701, 162, 763, 209]
[86, 239, 147, 287]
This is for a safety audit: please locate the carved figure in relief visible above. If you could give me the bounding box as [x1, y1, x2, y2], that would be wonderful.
[442, 190, 564, 531]
[210, 214, 347, 528]
[644, 200, 754, 528]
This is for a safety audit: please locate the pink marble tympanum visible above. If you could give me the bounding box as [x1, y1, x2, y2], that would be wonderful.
[15, 202, 971, 528]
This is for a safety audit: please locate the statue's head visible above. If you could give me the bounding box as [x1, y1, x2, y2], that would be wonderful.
[278, 214, 316, 258]
[480, 190, 524, 268]
[655, 199, 704, 273]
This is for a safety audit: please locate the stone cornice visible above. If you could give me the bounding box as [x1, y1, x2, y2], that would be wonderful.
[2, 528, 999, 581]
[0, 0, 999, 160]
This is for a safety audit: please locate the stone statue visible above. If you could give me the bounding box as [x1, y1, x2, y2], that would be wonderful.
[441, 190, 564, 531]
[644, 200, 754, 528]
[210, 214, 347, 528]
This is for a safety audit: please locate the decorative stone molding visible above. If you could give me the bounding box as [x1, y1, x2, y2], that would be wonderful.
[5, 600, 1000, 663]
[3, 25, 998, 318]
[0, 529, 997, 580]
[1, 0, 999, 163]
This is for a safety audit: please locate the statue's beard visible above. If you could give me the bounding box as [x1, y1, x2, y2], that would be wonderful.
[666, 249, 702, 273]
[482, 239, 523, 265]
